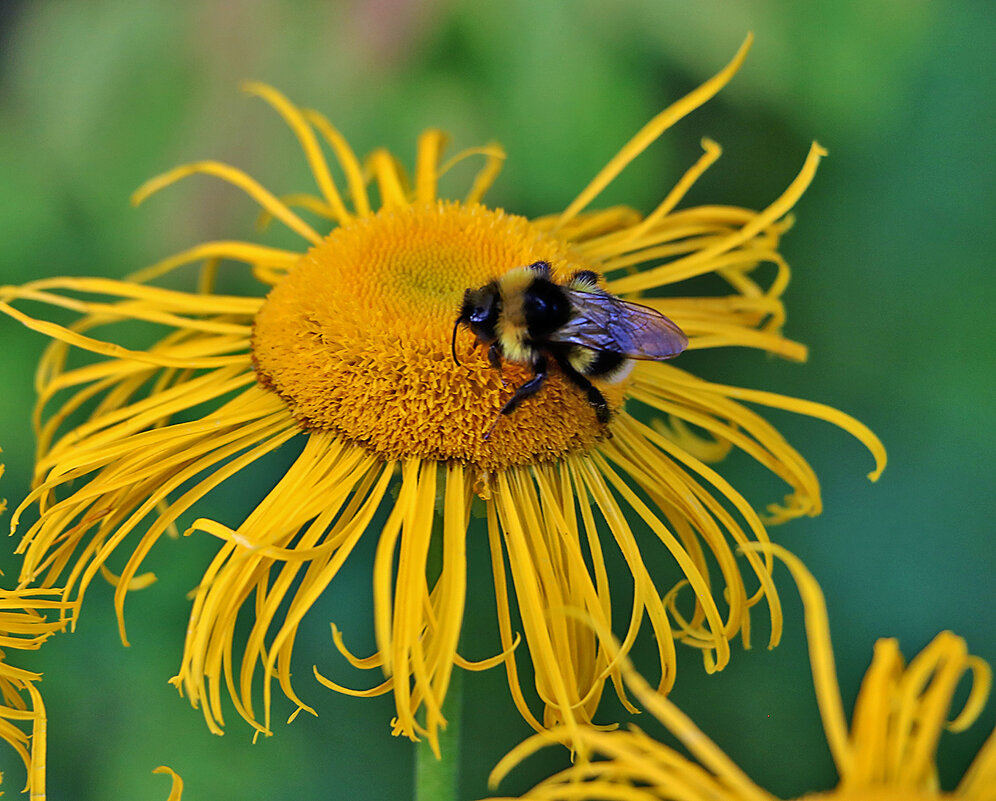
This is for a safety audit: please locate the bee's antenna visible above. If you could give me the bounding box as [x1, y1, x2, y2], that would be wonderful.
[451, 318, 464, 366]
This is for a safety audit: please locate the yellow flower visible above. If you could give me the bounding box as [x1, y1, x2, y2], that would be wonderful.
[0, 37, 884, 752]
[488, 545, 995, 801]
[0, 586, 67, 801]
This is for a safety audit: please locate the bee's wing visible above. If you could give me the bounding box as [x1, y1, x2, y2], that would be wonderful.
[554, 289, 688, 359]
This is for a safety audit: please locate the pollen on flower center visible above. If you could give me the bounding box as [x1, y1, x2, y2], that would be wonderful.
[251, 201, 625, 471]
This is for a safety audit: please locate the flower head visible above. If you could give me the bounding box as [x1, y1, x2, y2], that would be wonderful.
[488, 545, 996, 801]
[0, 37, 884, 752]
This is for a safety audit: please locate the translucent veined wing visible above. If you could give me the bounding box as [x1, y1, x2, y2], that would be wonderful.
[552, 288, 688, 359]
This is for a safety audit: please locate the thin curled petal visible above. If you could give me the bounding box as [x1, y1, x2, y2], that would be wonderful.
[555, 34, 753, 230]
[132, 161, 323, 245]
[241, 81, 352, 225]
[153, 765, 184, 801]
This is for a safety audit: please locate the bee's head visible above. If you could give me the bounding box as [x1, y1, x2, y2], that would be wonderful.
[453, 283, 500, 365]
[460, 286, 497, 325]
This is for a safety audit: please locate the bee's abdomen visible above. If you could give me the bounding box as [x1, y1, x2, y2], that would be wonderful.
[574, 348, 631, 383]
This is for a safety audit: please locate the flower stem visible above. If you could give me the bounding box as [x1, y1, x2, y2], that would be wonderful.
[415, 667, 462, 801]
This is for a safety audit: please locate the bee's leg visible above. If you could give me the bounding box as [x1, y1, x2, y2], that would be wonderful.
[484, 355, 547, 439]
[488, 343, 508, 387]
[552, 352, 610, 424]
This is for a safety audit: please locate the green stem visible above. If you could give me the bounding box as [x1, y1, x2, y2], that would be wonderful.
[414, 667, 462, 801]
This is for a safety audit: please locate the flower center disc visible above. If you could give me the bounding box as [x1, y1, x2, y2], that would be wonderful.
[251, 201, 624, 471]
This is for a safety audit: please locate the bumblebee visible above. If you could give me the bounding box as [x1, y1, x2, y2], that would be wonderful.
[453, 261, 688, 436]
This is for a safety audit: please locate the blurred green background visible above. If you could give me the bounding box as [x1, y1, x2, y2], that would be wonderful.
[0, 1, 992, 799]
